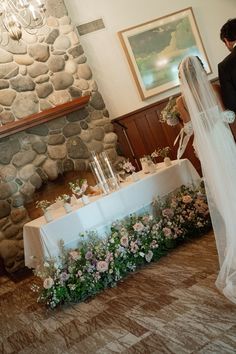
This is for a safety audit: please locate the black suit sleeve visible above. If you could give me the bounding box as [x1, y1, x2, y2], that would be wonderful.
[218, 63, 236, 112]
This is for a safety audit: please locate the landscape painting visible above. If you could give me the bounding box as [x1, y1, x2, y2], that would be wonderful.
[118, 7, 211, 100]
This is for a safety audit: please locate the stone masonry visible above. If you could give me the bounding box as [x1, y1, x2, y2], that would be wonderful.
[0, 0, 118, 273]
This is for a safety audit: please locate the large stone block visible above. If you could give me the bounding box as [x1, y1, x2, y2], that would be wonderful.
[0, 89, 16, 106]
[51, 72, 74, 90]
[67, 136, 90, 159]
[19, 164, 36, 181]
[12, 92, 39, 119]
[48, 144, 67, 159]
[10, 75, 35, 92]
[63, 122, 81, 137]
[28, 62, 49, 78]
[90, 92, 105, 110]
[0, 48, 13, 63]
[36, 82, 53, 98]
[48, 56, 65, 72]
[12, 151, 36, 168]
[46, 0, 68, 18]
[28, 44, 50, 62]
[0, 201, 11, 218]
[0, 139, 20, 165]
[42, 159, 59, 180]
[10, 207, 27, 224]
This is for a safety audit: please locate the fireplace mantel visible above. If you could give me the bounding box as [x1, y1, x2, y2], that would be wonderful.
[0, 95, 90, 138]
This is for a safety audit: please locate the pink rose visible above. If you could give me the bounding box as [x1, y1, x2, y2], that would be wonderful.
[69, 250, 81, 261]
[162, 208, 174, 218]
[120, 235, 129, 247]
[142, 215, 153, 224]
[130, 240, 139, 253]
[133, 222, 144, 232]
[96, 261, 109, 273]
[163, 227, 172, 237]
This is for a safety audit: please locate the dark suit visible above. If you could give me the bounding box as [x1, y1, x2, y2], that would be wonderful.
[218, 46, 236, 112]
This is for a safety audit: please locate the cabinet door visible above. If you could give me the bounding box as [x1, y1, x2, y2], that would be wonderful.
[113, 102, 202, 175]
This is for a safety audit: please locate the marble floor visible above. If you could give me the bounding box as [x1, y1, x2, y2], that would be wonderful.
[1, 231, 236, 354]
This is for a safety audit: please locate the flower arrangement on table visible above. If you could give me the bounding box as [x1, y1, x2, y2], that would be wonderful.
[55, 194, 72, 213]
[140, 154, 156, 173]
[68, 179, 88, 198]
[33, 181, 211, 309]
[55, 194, 71, 204]
[121, 159, 136, 174]
[151, 146, 171, 166]
[118, 159, 137, 181]
[35, 200, 51, 212]
[35, 200, 53, 222]
[154, 146, 171, 159]
[69, 179, 90, 205]
[160, 96, 180, 126]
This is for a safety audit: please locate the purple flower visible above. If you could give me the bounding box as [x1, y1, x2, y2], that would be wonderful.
[60, 272, 69, 282]
[85, 251, 93, 260]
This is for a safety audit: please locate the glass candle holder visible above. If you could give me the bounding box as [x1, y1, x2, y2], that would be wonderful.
[100, 151, 120, 191]
[89, 160, 110, 195]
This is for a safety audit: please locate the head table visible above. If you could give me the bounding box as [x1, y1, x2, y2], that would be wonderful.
[23, 159, 200, 268]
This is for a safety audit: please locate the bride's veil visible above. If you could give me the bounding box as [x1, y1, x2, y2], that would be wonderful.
[179, 56, 236, 303]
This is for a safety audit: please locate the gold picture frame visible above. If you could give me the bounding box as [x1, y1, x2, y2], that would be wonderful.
[118, 7, 211, 100]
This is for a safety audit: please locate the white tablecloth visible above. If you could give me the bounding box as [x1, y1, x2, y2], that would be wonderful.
[23, 159, 200, 268]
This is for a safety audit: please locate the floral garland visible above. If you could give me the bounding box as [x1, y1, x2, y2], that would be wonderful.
[33, 182, 211, 309]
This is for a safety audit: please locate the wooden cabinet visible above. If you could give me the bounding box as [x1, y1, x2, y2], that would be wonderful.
[113, 98, 202, 175]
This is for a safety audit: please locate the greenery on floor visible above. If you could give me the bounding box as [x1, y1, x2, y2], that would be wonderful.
[33, 182, 211, 309]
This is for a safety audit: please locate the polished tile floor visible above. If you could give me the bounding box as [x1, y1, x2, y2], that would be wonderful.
[1, 231, 236, 354]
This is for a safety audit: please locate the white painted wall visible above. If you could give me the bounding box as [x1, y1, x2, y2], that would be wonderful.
[64, 0, 235, 119]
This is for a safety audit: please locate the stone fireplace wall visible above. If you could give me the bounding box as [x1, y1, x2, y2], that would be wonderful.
[0, 0, 118, 273]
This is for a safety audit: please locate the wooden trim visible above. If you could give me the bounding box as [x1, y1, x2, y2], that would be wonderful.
[113, 77, 219, 122]
[0, 95, 90, 138]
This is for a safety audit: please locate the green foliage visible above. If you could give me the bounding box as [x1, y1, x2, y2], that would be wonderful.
[34, 182, 211, 309]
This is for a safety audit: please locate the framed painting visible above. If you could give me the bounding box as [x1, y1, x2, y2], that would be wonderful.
[118, 7, 211, 100]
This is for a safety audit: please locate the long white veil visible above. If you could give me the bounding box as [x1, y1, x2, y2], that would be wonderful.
[179, 56, 236, 303]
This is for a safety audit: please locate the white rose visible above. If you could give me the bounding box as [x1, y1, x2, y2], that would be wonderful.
[43, 277, 54, 289]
